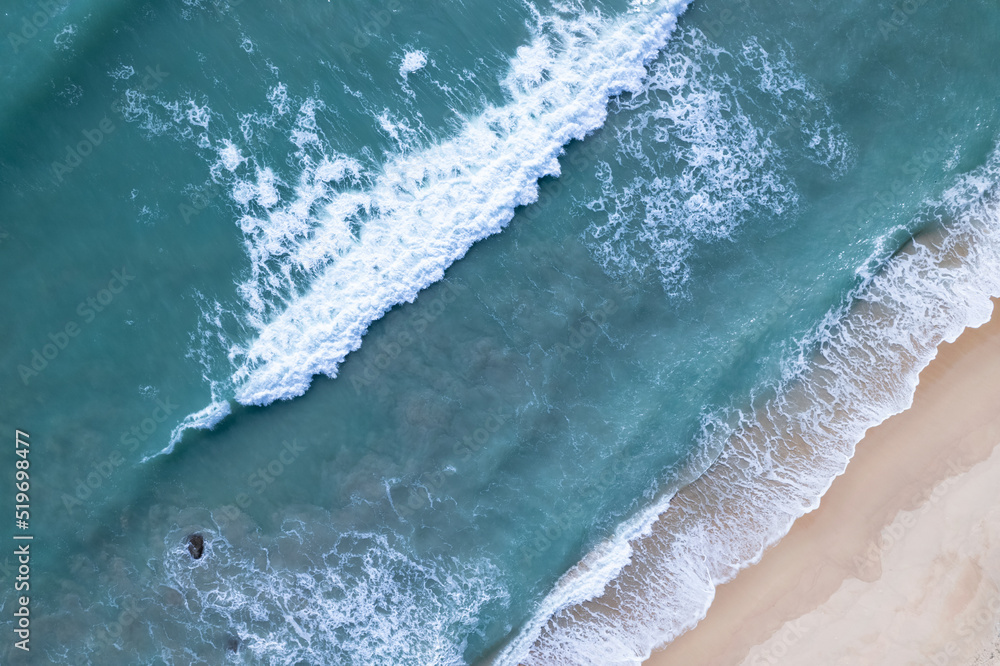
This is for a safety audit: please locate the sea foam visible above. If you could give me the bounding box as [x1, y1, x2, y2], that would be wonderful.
[399, 50, 428, 77]
[585, 27, 852, 295]
[225, 0, 693, 406]
[156, 516, 508, 665]
[495, 145, 1000, 665]
[146, 399, 233, 460]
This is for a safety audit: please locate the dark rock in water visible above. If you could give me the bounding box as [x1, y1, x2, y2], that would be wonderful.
[187, 533, 204, 559]
[225, 636, 241, 653]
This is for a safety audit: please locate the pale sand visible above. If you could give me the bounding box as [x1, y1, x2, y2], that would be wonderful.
[647, 301, 1000, 666]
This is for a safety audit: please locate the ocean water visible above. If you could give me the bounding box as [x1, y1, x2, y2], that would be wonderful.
[1, 0, 999, 664]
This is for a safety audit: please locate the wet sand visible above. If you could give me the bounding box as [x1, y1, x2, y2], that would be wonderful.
[647, 300, 1000, 666]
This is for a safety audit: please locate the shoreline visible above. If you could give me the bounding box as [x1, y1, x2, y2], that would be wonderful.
[493, 217, 1000, 665]
[646, 299, 1000, 666]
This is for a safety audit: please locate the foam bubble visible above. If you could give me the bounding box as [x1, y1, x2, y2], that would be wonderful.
[739, 37, 855, 174]
[227, 0, 694, 406]
[108, 64, 135, 80]
[399, 50, 428, 76]
[186, 101, 212, 129]
[148, 399, 233, 460]
[158, 524, 508, 665]
[217, 140, 247, 172]
[497, 145, 1000, 665]
[267, 83, 290, 116]
[53, 24, 76, 50]
[584, 27, 852, 295]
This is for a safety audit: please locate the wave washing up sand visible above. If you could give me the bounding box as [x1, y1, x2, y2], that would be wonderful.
[7, 0, 1000, 663]
[648, 303, 1000, 666]
[143, 3, 1000, 663]
[493, 148, 1000, 664]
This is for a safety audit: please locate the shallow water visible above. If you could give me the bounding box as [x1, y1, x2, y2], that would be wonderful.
[1, 0, 999, 663]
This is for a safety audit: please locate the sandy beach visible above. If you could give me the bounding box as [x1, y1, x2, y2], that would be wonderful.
[646, 300, 1000, 666]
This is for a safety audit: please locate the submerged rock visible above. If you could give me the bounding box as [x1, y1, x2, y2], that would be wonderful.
[187, 533, 205, 559]
[225, 635, 241, 653]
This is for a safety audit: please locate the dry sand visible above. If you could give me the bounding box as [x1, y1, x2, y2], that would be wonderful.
[646, 301, 1000, 666]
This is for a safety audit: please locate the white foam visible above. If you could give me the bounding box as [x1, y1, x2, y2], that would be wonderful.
[108, 64, 135, 80]
[186, 101, 211, 129]
[399, 50, 428, 77]
[159, 524, 507, 665]
[585, 27, 852, 295]
[267, 83, 290, 116]
[147, 399, 233, 460]
[228, 0, 694, 406]
[53, 24, 76, 50]
[217, 140, 247, 172]
[496, 145, 1000, 665]
[289, 98, 323, 153]
[375, 109, 413, 144]
[740, 37, 855, 174]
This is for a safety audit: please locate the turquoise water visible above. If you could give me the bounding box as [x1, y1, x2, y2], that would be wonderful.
[2, 0, 1000, 663]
